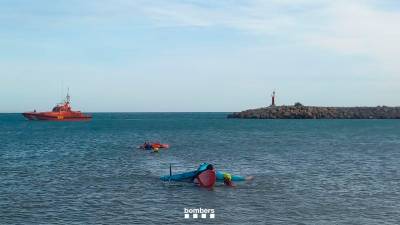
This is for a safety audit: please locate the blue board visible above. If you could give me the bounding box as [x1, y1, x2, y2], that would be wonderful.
[160, 171, 197, 182]
[160, 163, 210, 182]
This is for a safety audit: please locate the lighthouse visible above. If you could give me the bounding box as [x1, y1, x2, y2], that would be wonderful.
[271, 91, 276, 107]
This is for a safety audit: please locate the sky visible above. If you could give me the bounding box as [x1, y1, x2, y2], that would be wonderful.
[1, 0, 399, 112]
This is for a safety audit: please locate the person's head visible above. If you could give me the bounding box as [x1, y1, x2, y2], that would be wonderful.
[206, 164, 214, 170]
[223, 173, 232, 182]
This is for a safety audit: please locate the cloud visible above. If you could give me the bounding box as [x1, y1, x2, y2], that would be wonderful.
[129, 0, 400, 75]
[305, 1, 400, 75]
[2, 0, 400, 74]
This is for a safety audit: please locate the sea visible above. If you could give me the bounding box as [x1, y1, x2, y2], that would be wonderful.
[1, 113, 400, 225]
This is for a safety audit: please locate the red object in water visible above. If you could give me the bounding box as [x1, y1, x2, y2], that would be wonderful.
[197, 170, 216, 188]
[139, 142, 170, 150]
[22, 91, 91, 121]
[152, 143, 170, 149]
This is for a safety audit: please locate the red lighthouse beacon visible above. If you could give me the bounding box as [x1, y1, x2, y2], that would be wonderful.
[270, 91, 276, 107]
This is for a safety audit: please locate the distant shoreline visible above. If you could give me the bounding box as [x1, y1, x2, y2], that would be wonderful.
[228, 106, 400, 119]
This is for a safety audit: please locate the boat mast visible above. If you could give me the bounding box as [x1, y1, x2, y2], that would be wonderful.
[66, 88, 70, 104]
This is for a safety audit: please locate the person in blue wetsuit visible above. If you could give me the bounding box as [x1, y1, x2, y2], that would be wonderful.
[215, 170, 254, 187]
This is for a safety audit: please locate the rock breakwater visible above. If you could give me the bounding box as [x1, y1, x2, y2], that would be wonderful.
[228, 106, 400, 119]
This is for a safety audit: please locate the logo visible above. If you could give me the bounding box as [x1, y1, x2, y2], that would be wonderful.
[184, 208, 215, 219]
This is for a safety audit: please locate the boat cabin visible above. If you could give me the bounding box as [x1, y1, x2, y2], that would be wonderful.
[52, 103, 71, 112]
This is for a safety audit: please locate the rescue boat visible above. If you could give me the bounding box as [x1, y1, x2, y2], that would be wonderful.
[22, 91, 92, 121]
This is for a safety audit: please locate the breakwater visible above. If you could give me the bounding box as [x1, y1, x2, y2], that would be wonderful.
[228, 106, 400, 119]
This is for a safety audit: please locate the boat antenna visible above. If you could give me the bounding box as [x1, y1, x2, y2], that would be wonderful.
[66, 87, 70, 104]
[60, 81, 64, 103]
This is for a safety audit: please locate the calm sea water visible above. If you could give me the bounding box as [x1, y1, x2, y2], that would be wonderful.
[1, 113, 400, 224]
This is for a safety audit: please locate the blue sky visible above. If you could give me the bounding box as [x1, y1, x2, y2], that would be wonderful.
[1, 0, 399, 112]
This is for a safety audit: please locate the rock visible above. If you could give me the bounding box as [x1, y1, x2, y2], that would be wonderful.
[294, 102, 303, 107]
